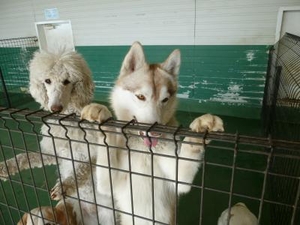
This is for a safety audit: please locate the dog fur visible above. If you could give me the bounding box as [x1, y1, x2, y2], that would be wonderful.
[218, 202, 258, 225]
[17, 199, 78, 225]
[0, 50, 114, 225]
[81, 42, 224, 225]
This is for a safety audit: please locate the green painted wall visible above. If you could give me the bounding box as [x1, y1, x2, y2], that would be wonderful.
[77, 45, 269, 119]
[0, 45, 269, 119]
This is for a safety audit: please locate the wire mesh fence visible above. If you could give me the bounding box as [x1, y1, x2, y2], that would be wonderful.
[262, 33, 300, 225]
[0, 37, 38, 108]
[262, 33, 300, 141]
[0, 107, 299, 225]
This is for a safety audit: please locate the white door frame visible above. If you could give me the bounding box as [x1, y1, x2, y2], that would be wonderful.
[275, 6, 300, 42]
[35, 20, 75, 52]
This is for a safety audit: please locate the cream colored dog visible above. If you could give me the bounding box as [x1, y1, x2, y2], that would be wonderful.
[81, 42, 224, 225]
[17, 200, 78, 225]
[218, 202, 259, 225]
[0, 50, 113, 225]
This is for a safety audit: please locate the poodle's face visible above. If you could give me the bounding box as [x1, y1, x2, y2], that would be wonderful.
[43, 76, 74, 113]
[29, 51, 94, 114]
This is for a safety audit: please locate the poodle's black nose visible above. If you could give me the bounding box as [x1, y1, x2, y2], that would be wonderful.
[51, 105, 63, 112]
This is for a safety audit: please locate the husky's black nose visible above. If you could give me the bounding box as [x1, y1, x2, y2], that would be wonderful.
[51, 105, 63, 112]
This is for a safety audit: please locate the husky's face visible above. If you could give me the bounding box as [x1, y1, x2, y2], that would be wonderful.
[111, 42, 180, 126]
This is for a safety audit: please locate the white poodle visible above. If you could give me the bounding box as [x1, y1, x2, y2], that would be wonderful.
[0, 50, 114, 225]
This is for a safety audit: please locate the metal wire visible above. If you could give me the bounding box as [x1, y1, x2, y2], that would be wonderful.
[262, 33, 300, 225]
[0, 107, 300, 224]
[78, 119, 101, 225]
[0, 36, 38, 108]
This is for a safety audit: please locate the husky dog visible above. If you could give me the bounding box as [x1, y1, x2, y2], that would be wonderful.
[81, 42, 224, 225]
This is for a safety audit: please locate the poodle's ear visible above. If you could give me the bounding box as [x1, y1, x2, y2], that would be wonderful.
[28, 52, 49, 110]
[71, 61, 95, 109]
[29, 78, 48, 110]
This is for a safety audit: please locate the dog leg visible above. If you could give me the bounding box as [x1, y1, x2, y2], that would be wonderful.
[158, 114, 224, 195]
[50, 163, 92, 200]
[177, 114, 224, 194]
[81, 103, 112, 122]
[0, 152, 56, 181]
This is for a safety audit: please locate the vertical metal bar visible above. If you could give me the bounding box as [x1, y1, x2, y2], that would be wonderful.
[226, 132, 239, 225]
[58, 113, 84, 224]
[0, 109, 25, 223]
[198, 130, 208, 225]
[122, 120, 136, 225]
[258, 136, 274, 223]
[97, 118, 118, 224]
[268, 66, 282, 136]
[262, 46, 274, 136]
[25, 109, 56, 212]
[25, 109, 57, 223]
[0, 67, 11, 108]
[290, 171, 300, 224]
[10, 109, 44, 223]
[0, 144, 14, 224]
[41, 112, 65, 223]
[173, 125, 181, 225]
[146, 122, 158, 225]
[78, 120, 101, 225]
[0, 108, 15, 224]
[0, 204, 9, 224]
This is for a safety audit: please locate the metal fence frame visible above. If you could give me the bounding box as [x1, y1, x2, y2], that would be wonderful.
[262, 33, 300, 225]
[0, 107, 299, 225]
[0, 37, 38, 108]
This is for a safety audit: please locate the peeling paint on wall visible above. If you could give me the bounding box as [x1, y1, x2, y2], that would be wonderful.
[210, 83, 248, 105]
[179, 82, 200, 90]
[177, 90, 191, 99]
[245, 50, 259, 62]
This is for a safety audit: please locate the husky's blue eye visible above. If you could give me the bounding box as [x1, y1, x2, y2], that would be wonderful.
[136, 94, 146, 101]
[162, 98, 169, 103]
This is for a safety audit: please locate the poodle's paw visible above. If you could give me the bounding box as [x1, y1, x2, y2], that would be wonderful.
[190, 114, 224, 133]
[81, 103, 112, 123]
[0, 162, 9, 181]
[50, 182, 70, 200]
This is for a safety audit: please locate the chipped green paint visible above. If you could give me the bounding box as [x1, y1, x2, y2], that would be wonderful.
[77, 45, 269, 118]
[0, 45, 269, 119]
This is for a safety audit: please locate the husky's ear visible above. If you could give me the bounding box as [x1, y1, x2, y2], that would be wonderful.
[161, 49, 181, 76]
[120, 42, 146, 75]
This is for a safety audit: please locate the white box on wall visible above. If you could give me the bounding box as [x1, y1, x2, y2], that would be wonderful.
[35, 20, 75, 52]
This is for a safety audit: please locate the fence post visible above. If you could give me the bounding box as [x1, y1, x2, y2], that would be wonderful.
[0, 67, 11, 108]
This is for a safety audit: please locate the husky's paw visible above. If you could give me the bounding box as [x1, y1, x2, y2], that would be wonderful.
[190, 114, 224, 133]
[0, 162, 9, 181]
[50, 182, 71, 200]
[81, 103, 112, 123]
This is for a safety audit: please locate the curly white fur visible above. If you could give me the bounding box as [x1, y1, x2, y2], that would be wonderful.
[0, 50, 114, 225]
[29, 50, 94, 113]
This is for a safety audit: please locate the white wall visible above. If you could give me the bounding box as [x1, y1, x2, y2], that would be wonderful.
[0, 0, 299, 45]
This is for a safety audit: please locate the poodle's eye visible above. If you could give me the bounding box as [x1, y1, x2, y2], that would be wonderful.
[45, 79, 51, 84]
[162, 97, 169, 103]
[63, 79, 70, 85]
[136, 94, 146, 101]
